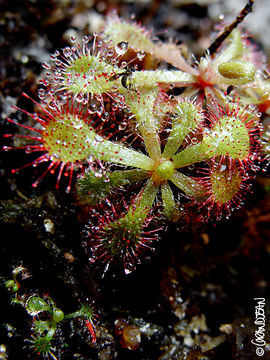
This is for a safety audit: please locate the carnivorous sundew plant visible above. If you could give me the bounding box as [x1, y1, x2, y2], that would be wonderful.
[5, 267, 96, 359]
[3, 0, 270, 273]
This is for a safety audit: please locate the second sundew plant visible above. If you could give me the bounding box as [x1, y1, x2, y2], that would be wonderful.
[5, 268, 96, 359]
[4, 0, 270, 273]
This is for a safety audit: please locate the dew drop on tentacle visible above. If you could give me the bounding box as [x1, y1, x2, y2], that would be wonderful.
[38, 88, 46, 99]
[101, 112, 109, 122]
[63, 47, 72, 58]
[96, 40, 103, 49]
[88, 104, 97, 114]
[70, 36, 76, 44]
[106, 49, 115, 58]
[115, 41, 129, 56]
[137, 50, 145, 61]
[76, 93, 84, 103]
[96, 106, 104, 117]
[120, 61, 127, 69]
[82, 35, 90, 44]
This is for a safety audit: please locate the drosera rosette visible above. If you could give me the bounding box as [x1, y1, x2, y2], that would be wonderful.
[76, 98, 207, 225]
[185, 0, 258, 100]
[2, 0, 268, 277]
[26, 295, 64, 359]
[25, 294, 97, 358]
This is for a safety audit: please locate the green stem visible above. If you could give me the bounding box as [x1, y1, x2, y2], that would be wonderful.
[172, 142, 210, 168]
[130, 178, 159, 216]
[170, 171, 203, 198]
[123, 90, 162, 160]
[161, 182, 176, 219]
[93, 133, 154, 169]
[77, 125, 153, 169]
[163, 102, 203, 158]
[163, 122, 187, 158]
[131, 70, 194, 89]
